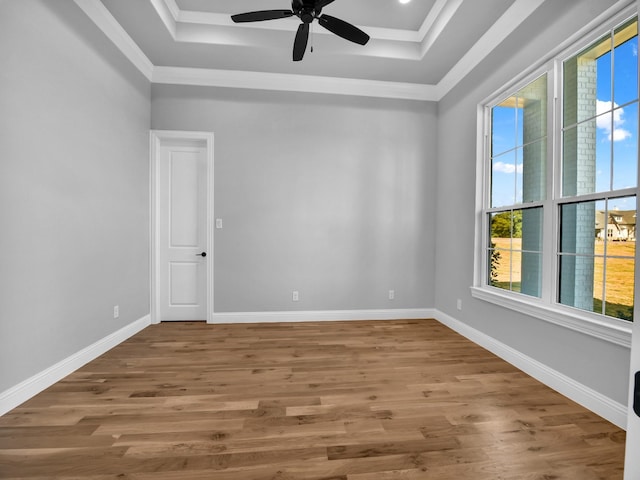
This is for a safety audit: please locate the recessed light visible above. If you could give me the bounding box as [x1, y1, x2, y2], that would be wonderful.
[399, 0, 411, 4]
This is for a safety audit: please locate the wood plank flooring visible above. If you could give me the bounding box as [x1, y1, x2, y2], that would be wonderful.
[0, 319, 626, 479]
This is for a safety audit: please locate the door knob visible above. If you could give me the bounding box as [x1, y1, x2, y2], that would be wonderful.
[196, 252, 207, 257]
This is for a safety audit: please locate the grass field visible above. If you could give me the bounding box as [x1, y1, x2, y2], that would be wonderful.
[491, 237, 635, 321]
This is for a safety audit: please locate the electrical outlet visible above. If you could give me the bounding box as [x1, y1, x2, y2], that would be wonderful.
[292, 291, 299, 302]
[456, 299, 462, 311]
[216, 218, 223, 229]
[113, 305, 119, 319]
[388, 290, 395, 300]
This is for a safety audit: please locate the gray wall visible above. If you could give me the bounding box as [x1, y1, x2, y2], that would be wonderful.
[0, 0, 151, 392]
[1, 0, 630, 415]
[435, 0, 631, 405]
[151, 87, 437, 312]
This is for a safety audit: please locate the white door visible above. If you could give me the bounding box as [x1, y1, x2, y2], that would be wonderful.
[625, 315, 640, 477]
[158, 141, 208, 321]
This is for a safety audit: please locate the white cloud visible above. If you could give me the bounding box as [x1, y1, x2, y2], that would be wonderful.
[493, 161, 523, 174]
[596, 100, 632, 141]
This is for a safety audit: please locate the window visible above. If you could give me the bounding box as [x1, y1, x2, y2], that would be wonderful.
[488, 75, 547, 298]
[476, 12, 638, 335]
[559, 18, 638, 321]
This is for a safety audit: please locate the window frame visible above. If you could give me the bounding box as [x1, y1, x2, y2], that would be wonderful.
[472, 5, 637, 348]
[483, 70, 553, 300]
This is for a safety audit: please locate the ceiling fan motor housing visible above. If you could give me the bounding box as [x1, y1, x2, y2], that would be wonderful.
[293, 0, 322, 22]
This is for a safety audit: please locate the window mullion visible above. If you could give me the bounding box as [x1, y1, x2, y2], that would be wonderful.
[543, 70, 559, 304]
[610, 29, 616, 193]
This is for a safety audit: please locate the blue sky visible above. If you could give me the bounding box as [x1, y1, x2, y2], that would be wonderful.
[596, 35, 638, 196]
[490, 30, 638, 209]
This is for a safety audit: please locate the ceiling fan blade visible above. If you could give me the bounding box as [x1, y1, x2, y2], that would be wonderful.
[293, 23, 310, 61]
[315, 0, 336, 8]
[231, 10, 294, 23]
[318, 14, 370, 45]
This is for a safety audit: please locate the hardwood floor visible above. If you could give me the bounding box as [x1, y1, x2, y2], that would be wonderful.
[0, 319, 626, 479]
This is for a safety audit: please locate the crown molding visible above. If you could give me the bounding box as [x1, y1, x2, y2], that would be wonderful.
[419, 0, 463, 57]
[160, 0, 180, 20]
[177, 11, 422, 43]
[436, 0, 547, 99]
[74, 0, 566, 102]
[152, 0, 464, 59]
[436, 0, 636, 100]
[150, 0, 177, 38]
[73, 0, 154, 80]
[162, 0, 449, 45]
[417, 0, 447, 39]
[153, 66, 438, 101]
[74, 0, 437, 100]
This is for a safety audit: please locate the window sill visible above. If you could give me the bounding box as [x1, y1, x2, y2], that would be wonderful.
[470, 286, 632, 348]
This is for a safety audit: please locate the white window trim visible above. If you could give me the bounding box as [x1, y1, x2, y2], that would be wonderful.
[470, 287, 631, 348]
[473, 2, 637, 349]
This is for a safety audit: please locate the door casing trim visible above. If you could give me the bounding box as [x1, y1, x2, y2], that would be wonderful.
[150, 130, 214, 324]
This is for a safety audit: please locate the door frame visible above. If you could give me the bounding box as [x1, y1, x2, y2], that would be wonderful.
[150, 130, 214, 324]
[625, 3, 640, 475]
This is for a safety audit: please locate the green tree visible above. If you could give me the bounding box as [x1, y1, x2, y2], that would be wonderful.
[490, 242, 501, 286]
[491, 211, 522, 238]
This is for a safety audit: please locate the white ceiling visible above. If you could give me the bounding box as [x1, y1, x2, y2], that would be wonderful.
[76, 0, 549, 100]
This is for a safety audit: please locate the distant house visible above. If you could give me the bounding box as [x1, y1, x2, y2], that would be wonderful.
[595, 209, 636, 241]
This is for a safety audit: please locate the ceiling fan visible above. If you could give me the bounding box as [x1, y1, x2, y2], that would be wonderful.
[231, 0, 370, 61]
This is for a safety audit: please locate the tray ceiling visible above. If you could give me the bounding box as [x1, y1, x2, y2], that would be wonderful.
[74, 0, 549, 100]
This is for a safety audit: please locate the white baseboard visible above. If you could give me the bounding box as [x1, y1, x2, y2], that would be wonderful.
[3, 309, 625, 430]
[434, 309, 628, 430]
[210, 308, 437, 324]
[0, 315, 151, 417]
